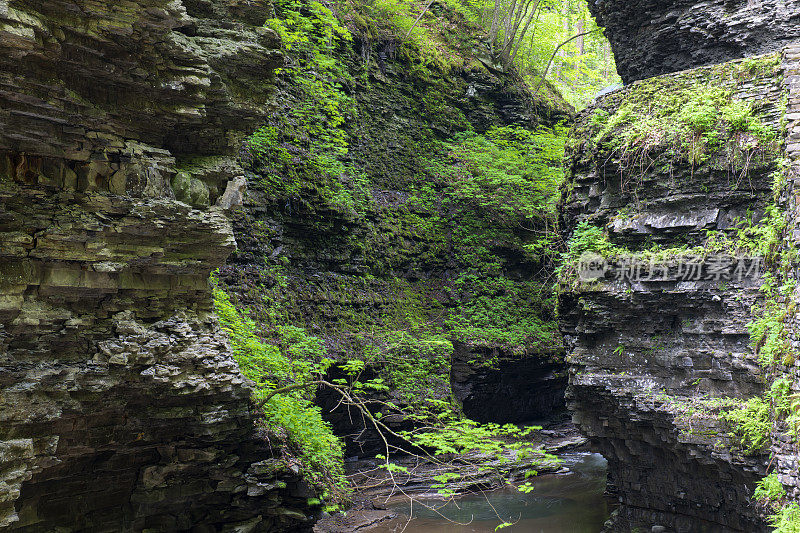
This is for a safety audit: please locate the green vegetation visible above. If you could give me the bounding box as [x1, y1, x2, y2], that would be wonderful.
[216, 0, 587, 514]
[446, 275, 561, 352]
[212, 279, 347, 501]
[748, 274, 796, 367]
[246, 0, 370, 217]
[394, 410, 560, 497]
[334, 0, 620, 108]
[561, 221, 619, 260]
[721, 396, 771, 455]
[755, 473, 787, 504]
[378, 332, 454, 405]
[557, 219, 751, 289]
[771, 504, 800, 533]
[520, 0, 621, 108]
[580, 55, 781, 189]
[440, 125, 567, 220]
[215, 272, 565, 507]
[209, 0, 800, 527]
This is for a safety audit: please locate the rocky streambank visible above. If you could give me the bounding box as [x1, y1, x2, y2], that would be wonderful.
[314, 418, 588, 533]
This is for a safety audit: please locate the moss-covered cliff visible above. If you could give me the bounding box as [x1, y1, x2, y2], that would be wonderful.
[559, 48, 790, 532]
[0, 1, 321, 531]
[214, 0, 572, 492]
[0, 0, 579, 528]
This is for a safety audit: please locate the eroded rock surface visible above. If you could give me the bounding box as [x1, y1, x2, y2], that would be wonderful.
[0, 1, 316, 531]
[590, 0, 800, 82]
[450, 342, 567, 424]
[560, 54, 788, 532]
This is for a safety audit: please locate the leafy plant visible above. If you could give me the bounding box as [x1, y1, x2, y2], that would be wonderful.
[564, 221, 619, 260]
[244, 0, 371, 217]
[436, 125, 567, 221]
[212, 278, 347, 498]
[755, 473, 786, 505]
[722, 396, 771, 455]
[771, 503, 800, 533]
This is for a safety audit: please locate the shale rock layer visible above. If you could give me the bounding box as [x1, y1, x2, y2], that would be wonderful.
[0, 1, 315, 531]
[590, 0, 800, 83]
[560, 54, 788, 532]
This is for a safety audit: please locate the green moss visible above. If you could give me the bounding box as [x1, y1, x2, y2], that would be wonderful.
[594, 82, 776, 171]
[579, 55, 782, 188]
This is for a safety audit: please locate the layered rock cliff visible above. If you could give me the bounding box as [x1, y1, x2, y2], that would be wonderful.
[215, 0, 572, 457]
[0, 1, 320, 531]
[561, 1, 800, 529]
[0, 0, 578, 529]
[560, 53, 788, 531]
[753, 44, 800, 528]
[589, 0, 800, 82]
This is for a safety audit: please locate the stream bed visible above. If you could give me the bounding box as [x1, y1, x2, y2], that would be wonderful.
[373, 453, 613, 533]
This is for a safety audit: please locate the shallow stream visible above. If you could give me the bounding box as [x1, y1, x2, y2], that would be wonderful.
[374, 452, 613, 533]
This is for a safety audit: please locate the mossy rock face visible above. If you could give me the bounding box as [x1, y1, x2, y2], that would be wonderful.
[558, 52, 787, 533]
[563, 52, 783, 250]
[171, 172, 210, 207]
[217, 0, 571, 454]
[0, 0, 326, 530]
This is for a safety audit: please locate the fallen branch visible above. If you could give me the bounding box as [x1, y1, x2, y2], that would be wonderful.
[404, 0, 436, 41]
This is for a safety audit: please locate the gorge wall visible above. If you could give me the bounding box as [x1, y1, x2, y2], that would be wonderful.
[589, 0, 800, 83]
[559, 26, 800, 533]
[759, 44, 800, 526]
[16, 0, 800, 531]
[0, 1, 322, 531]
[0, 0, 576, 529]
[215, 0, 572, 458]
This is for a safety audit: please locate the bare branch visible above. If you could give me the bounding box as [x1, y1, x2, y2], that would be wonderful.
[532, 28, 599, 96]
[404, 0, 436, 41]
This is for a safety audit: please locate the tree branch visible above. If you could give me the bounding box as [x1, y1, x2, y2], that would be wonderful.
[255, 380, 326, 407]
[404, 0, 436, 41]
[532, 28, 599, 96]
